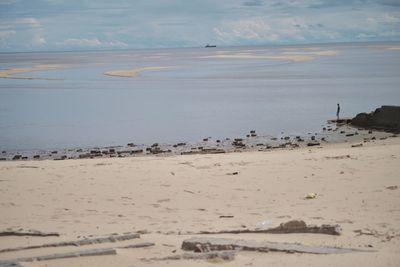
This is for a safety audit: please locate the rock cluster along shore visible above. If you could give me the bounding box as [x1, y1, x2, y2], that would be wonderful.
[352, 105, 400, 132]
[0, 106, 398, 162]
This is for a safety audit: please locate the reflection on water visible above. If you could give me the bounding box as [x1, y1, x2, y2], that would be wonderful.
[0, 42, 399, 150]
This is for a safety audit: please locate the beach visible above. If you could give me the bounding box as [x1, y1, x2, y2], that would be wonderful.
[1, 134, 399, 266]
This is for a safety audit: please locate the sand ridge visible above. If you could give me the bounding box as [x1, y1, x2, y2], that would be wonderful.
[0, 64, 65, 80]
[104, 66, 173, 78]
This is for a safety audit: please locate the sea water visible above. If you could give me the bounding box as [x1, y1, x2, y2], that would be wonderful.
[0, 42, 399, 150]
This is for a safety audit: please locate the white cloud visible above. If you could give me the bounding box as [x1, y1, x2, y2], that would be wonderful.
[57, 38, 128, 48]
[32, 33, 46, 45]
[0, 30, 15, 39]
[16, 18, 41, 28]
[0, 0, 18, 5]
[214, 16, 337, 44]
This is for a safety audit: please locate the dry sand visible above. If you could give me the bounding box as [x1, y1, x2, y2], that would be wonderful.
[104, 66, 172, 78]
[0, 137, 399, 266]
[0, 64, 64, 80]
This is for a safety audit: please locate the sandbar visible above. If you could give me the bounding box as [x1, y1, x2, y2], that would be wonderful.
[0, 64, 64, 80]
[104, 66, 172, 78]
[199, 54, 315, 62]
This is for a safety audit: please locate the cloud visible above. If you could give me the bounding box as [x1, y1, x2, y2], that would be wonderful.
[214, 16, 340, 44]
[0, 0, 18, 5]
[242, 0, 264, 7]
[57, 38, 127, 48]
[0, 30, 15, 38]
[32, 33, 46, 45]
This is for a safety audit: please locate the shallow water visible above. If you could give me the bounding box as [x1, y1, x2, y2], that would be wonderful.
[0, 42, 399, 150]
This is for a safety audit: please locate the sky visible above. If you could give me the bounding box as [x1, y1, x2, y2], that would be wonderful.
[0, 0, 399, 52]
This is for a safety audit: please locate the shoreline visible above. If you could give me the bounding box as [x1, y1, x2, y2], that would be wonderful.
[1, 122, 397, 162]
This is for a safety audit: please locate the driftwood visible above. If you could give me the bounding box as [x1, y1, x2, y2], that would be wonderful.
[117, 242, 155, 249]
[0, 233, 140, 253]
[181, 237, 372, 254]
[196, 220, 342, 236]
[0, 242, 155, 266]
[0, 229, 59, 237]
[0, 248, 116, 266]
[143, 251, 236, 262]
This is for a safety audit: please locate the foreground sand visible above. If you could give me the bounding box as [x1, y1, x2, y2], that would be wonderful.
[0, 137, 399, 266]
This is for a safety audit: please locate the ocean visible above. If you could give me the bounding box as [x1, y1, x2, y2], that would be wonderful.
[0, 42, 399, 151]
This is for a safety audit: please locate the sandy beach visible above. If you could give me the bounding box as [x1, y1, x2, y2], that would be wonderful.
[1, 135, 399, 266]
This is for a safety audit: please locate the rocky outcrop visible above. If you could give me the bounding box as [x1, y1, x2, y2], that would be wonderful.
[352, 106, 400, 132]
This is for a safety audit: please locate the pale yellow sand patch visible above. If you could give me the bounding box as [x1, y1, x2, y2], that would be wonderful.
[282, 50, 338, 56]
[199, 54, 315, 62]
[0, 64, 65, 80]
[104, 66, 172, 78]
[386, 46, 400, 51]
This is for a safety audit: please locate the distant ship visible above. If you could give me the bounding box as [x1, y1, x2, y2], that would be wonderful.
[205, 44, 216, 48]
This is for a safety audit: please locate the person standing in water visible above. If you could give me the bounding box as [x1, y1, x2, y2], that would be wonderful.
[336, 103, 340, 120]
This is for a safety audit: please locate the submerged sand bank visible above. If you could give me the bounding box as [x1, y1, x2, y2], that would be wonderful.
[104, 66, 172, 78]
[0, 137, 399, 266]
[0, 64, 64, 80]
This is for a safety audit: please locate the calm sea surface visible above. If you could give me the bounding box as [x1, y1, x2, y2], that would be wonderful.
[1, 42, 399, 150]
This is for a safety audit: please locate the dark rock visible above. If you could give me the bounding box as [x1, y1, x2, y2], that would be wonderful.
[12, 155, 21, 160]
[346, 133, 355, 137]
[109, 148, 115, 153]
[21, 157, 28, 160]
[51, 151, 57, 154]
[351, 143, 363, 148]
[78, 153, 91, 159]
[0, 158, 6, 161]
[76, 149, 83, 153]
[127, 143, 135, 147]
[151, 143, 159, 147]
[250, 130, 256, 134]
[311, 136, 315, 141]
[33, 155, 40, 159]
[131, 149, 143, 154]
[307, 142, 320, 147]
[203, 138, 208, 142]
[352, 105, 400, 132]
[1, 151, 6, 154]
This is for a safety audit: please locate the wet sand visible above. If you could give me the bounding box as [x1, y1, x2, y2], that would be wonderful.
[0, 132, 399, 266]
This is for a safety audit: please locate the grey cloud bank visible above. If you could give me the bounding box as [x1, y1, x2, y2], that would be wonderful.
[0, 0, 399, 52]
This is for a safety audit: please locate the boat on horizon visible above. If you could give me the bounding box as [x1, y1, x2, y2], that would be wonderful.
[205, 44, 216, 48]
